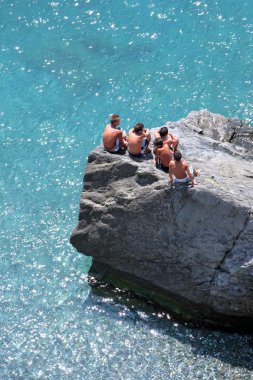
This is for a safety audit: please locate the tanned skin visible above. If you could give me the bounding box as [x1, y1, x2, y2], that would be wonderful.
[102, 117, 127, 151]
[154, 143, 173, 169]
[128, 127, 151, 155]
[169, 158, 196, 187]
[154, 129, 179, 151]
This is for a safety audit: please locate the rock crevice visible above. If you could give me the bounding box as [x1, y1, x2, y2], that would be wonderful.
[217, 211, 251, 272]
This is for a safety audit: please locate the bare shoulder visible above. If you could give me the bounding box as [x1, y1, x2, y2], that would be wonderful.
[169, 160, 175, 168]
[164, 137, 173, 145]
[104, 124, 112, 133]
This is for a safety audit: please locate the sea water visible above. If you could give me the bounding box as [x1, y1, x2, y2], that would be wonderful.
[0, 0, 253, 379]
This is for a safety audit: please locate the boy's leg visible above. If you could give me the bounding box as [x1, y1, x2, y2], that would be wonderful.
[144, 135, 151, 154]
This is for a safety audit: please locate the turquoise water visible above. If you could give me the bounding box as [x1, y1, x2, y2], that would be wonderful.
[1, 0, 253, 378]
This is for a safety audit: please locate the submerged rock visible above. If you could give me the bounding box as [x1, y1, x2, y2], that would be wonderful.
[70, 110, 253, 330]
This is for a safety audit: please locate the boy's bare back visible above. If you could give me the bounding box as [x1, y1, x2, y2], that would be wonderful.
[169, 159, 189, 179]
[103, 124, 123, 151]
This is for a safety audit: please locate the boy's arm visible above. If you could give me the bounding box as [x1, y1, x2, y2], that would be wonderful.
[168, 171, 173, 183]
[117, 130, 127, 147]
[154, 130, 160, 139]
[143, 128, 150, 138]
[168, 163, 174, 183]
[185, 163, 194, 186]
[167, 135, 179, 149]
[164, 137, 174, 146]
[168, 132, 178, 141]
[185, 164, 193, 180]
[154, 148, 160, 163]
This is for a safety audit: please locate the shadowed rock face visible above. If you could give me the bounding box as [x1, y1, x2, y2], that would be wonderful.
[70, 110, 253, 330]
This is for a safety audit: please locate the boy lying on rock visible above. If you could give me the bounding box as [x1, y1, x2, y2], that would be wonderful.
[103, 114, 128, 154]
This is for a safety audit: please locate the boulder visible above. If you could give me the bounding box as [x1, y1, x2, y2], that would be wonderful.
[70, 110, 253, 330]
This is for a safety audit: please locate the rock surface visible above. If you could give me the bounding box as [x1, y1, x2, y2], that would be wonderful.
[70, 110, 253, 330]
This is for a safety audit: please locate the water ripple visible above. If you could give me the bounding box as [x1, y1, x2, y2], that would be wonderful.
[0, 0, 253, 378]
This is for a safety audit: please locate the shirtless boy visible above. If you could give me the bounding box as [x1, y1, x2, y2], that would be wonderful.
[154, 126, 179, 151]
[153, 138, 173, 173]
[169, 151, 198, 187]
[128, 123, 151, 158]
[102, 114, 128, 154]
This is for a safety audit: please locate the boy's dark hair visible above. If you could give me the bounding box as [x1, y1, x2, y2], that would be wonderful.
[159, 127, 168, 137]
[110, 114, 120, 125]
[174, 150, 182, 162]
[153, 138, 163, 148]
[134, 123, 144, 133]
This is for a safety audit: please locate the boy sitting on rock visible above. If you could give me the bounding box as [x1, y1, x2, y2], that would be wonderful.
[154, 126, 179, 151]
[128, 123, 151, 158]
[103, 114, 128, 154]
[153, 138, 173, 173]
[169, 151, 200, 187]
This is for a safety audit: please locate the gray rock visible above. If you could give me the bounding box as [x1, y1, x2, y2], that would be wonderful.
[70, 110, 253, 330]
[181, 109, 253, 159]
